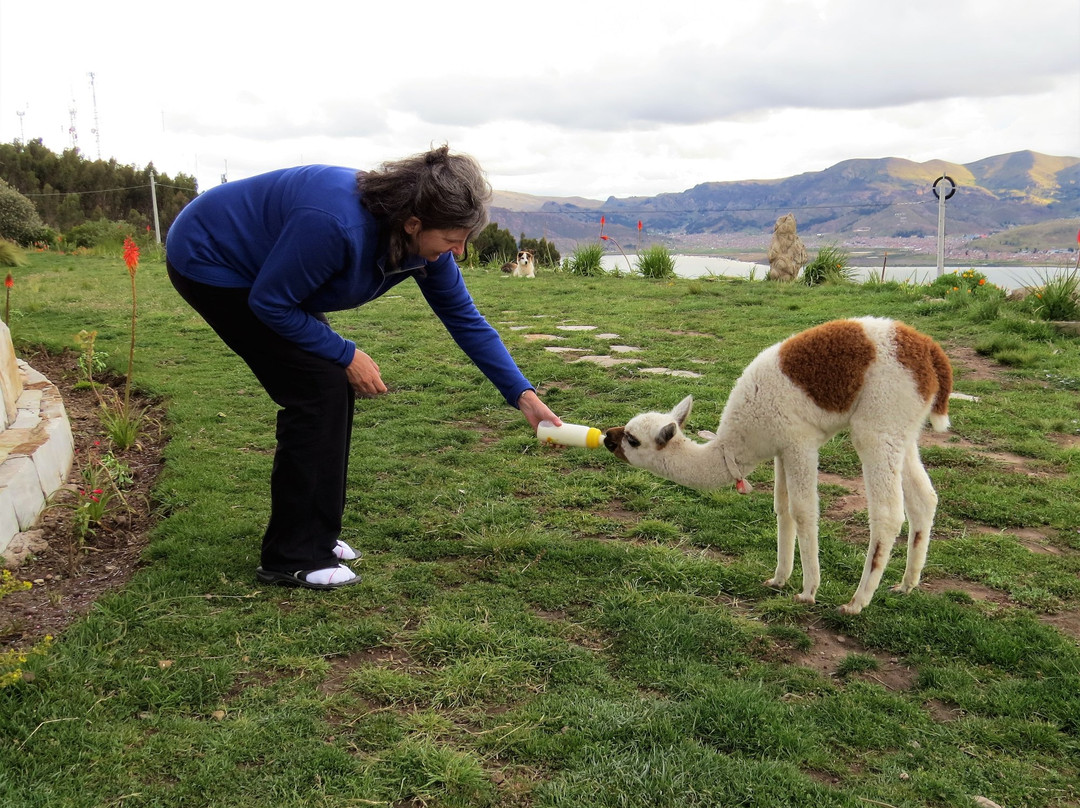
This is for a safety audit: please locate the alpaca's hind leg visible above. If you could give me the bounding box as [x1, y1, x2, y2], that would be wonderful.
[765, 455, 797, 590]
[841, 441, 906, 615]
[894, 442, 937, 594]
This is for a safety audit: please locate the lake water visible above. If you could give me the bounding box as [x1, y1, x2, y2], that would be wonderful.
[599, 254, 1075, 292]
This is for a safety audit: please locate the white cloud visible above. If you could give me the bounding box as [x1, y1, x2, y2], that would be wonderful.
[1, 0, 1076, 198]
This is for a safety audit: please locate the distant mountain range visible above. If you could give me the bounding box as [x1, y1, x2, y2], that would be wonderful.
[489, 151, 1080, 251]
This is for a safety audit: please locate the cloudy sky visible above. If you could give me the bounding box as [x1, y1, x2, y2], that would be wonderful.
[1, 0, 1077, 200]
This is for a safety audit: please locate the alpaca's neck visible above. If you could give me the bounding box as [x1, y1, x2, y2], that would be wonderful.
[658, 437, 737, 491]
[714, 420, 769, 480]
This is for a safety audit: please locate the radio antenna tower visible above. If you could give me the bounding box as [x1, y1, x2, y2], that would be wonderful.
[16, 107, 26, 145]
[68, 101, 79, 150]
[88, 72, 102, 159]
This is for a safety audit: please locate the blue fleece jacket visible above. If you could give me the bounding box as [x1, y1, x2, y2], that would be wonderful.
[165, 165, 533, 406]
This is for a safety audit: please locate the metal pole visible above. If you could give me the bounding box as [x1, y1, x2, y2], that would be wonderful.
[936, 175, 947, 278]
[149, 169, 162, 244]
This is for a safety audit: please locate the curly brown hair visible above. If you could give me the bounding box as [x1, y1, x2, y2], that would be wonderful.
[357, 145, 491, 269]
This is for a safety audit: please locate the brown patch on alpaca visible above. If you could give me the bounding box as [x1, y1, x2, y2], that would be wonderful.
[928, 341, 953, 418]
[778, 320, 876, 412]
[911, 530, 926, 553]
[870, 541, 888, 572]
[894, 323, 953, 413]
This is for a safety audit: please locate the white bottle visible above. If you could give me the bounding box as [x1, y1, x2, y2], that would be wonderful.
[537, 420, 605, 449]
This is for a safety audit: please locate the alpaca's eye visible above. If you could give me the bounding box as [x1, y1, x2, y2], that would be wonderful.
[626, 434, 640, 449]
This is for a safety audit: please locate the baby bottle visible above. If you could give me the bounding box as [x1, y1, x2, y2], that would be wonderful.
[537, 420, 605, 449]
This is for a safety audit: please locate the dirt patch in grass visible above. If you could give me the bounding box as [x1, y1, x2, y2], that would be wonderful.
[319, 646, 418, 697]
[794, 621, 918, 691]
[918, 576, 1011, 606]
[0, 348, 166, 653]
[947, 343, 1003, 383]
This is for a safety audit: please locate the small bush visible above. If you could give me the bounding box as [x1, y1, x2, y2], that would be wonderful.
[1030, 267, 1080, 321]
[65, 218, 131, 251]
[803, 243, 855, 285]
[927, 269, 994, 297]
[635, 244, 677, 279]
[563, 243, 607, 277]
[0, 180, 51, 246]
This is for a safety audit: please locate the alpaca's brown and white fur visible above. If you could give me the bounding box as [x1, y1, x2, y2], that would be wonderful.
[604, 317, 952, 614]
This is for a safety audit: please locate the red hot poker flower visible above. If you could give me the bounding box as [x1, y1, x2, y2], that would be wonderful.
[123, 237, 140, 274]
[4, 274, 12, 289]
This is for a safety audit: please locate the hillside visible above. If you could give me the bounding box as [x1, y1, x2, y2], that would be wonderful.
[489, 151, 1080, 252]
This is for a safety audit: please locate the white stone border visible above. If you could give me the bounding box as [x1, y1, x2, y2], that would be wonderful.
[0, 360, 75, 566]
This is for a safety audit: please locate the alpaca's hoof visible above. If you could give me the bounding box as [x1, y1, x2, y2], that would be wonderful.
[793, 593, 816, 605]
[764, 577, 786, 590]
[838, 601, 863, 616]
[890, 582, 917, 594]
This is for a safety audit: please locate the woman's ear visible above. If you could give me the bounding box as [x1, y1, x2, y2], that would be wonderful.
[403, 216, 422, 237]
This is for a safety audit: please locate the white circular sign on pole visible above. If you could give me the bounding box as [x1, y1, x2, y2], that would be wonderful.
[933, 175, 956, 277]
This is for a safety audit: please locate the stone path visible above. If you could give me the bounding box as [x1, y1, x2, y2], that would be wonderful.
[504, 319, 705, 378]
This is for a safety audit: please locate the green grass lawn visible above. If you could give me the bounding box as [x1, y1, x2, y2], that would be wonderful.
[1, 250, 1078, 807]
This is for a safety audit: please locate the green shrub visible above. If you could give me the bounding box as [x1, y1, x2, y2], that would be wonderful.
[927, 269, 993, 297]
[635, 244, 676, 279]
[473, 222, 517, 265]
[65, 218, 131, 250]
[0, 179, 51, 246]
[563, 242, 607, 276]
[1030, 267, 1080, 321]
[802, 243, 855, 285]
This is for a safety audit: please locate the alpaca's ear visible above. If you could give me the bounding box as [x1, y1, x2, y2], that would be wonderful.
[672, 395, 693, 427]
[657, 422, 677, 448]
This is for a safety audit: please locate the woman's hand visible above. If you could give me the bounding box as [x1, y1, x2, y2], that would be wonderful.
[346, 350, 388, 397]
[517, 389, 561, 432]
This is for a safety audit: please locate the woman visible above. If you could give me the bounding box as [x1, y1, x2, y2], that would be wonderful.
[166, 145, 561, 590]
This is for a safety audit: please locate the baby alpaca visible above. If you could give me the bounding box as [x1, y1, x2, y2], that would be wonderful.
[604, 317, 952, 614]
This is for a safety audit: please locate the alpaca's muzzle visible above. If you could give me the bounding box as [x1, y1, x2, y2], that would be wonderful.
[603, 427, 627, 460]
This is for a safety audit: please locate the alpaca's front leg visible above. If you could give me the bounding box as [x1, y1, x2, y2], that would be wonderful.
[779, 448, 821, 604]
[765, 455, 796, 589]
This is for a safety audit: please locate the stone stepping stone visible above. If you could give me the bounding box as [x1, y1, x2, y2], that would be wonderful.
[575, 356, 642, 367]
[640, 367, 704, 378]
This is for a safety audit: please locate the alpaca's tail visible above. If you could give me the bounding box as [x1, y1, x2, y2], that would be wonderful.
[929, 340, 953, 432]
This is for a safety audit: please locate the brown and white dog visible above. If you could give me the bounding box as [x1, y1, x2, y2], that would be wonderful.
[603, 317, 952, 614]
[501, 250, 536, 278]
